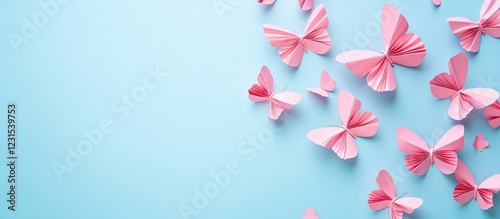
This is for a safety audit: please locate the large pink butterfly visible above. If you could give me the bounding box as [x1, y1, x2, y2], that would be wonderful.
[306, 70, 336, 97]
[429, 52, 499, 120]
[368, 170, 423, 219]
[447, 0, 500, 52]
[263, 4, 331, 67]
[257, 0, 314, 10]
[485, 100, 500, 128]
[453, 160, 500, 210]
[397, 124, 464, 175]
[335, 4, 426, 92]
[248, 65, 302, 120]
[306, 90, 379, 160]
[303, 206, 318, 219]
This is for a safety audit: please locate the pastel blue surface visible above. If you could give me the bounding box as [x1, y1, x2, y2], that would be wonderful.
[1, 0, 500, 218]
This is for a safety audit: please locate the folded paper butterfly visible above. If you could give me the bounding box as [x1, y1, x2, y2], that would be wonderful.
[306, 70, 336, 97]
[453, 160, 500, 210]
[263, 4, 331, 67]
[433, 0, 441, 6]
[335, 4, 426, 92]
[306, 90, 378, 159]
[473, 133, 489, 151]
[447, 0, 500, 52]
[303, 206, 318, 219]
[258, 0, 313, 10]
[248, 65, 302, 120]
[485, 100, 500, 128]
[368, 170, 423, 219]
[397, 124, 464, 175]
[429, 52, 499, 120]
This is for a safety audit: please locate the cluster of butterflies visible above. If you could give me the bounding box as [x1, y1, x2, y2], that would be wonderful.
[249, 1, 500, 219]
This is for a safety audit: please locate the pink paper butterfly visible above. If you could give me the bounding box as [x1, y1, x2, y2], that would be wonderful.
[335, 4, 426, 92]
[368, 170, 423, 219]
[306, 70, 336, 97]
[306, 90, 379, 160]
[257, 0, 314, 10]
[473, 133, 489, 151]
[447, 0, 500, 52]
[248, 65, 302, 120]
[429, 52, 499, 120]
[433, 0, 441, 5]
[485, 100, 500, 128]
[263, 4, 331, 67]
[397, 124, 464, 175]
[303, 206, 318, 219]
[453, 160, 500, 210]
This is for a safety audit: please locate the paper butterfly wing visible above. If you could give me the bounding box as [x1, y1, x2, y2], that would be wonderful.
[268, 91, 301, 119]
[338, 90, 379, 137]
[453, 160, 477, 204]
[382, 4, 426, 67]
[299, 0, 314, 10]
[461, 88, 499, 109]
[480, 0, 500, 21]
[320, 70, 335, 92]
[485, 100, 500, 128]
[448, 17, 483, 52]
[302, 4, 331, 55]
[481, 11, 500, 37]
[433, 0, 442, 6]
[368, 170, 396, 210]
[306, 127, 357, 159]
[477, 174, 500, 210]
[248, 65, 274, 102]
[303, 206, 318, 219]
[306, 88, 329, 97]
[258, 0, 275, 4]
[432, 124, 464, 174]
[394, 197, 423, 214]
[397, 127, 432, 175]
[336, 50, 386, 78]
[263, 25, 304, 67]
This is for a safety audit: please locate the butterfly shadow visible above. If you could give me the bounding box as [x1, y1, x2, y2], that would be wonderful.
[485, 194, 500, 217]
[260, 3, 275, 13]
[373, 90, 397, 103]
[307, 92, 330, 106]
[311, 145, 358, 168]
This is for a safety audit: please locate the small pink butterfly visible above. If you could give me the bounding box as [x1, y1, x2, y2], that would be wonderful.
[306, 90, 379, 159]
[485, 100, 500, 128]
[448, 0, 500, 52]
[303, 206, 318, 219]
[433, 0, 441, 6]
[257, 0, 314, 10]
[306, 71, 336, 97]
[335, 4, 426, 92]
[453, 160, 500, 210]
[263, 4, 331, 67]
[429, 52, 499, 120]
[473, 133, 489, 151]
[397, 125, 464, 175]
[248, 65, 301, 120]
[368, 170, 423, 219]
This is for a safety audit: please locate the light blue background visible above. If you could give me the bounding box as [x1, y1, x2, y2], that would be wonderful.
[1, 0, 500, 218]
